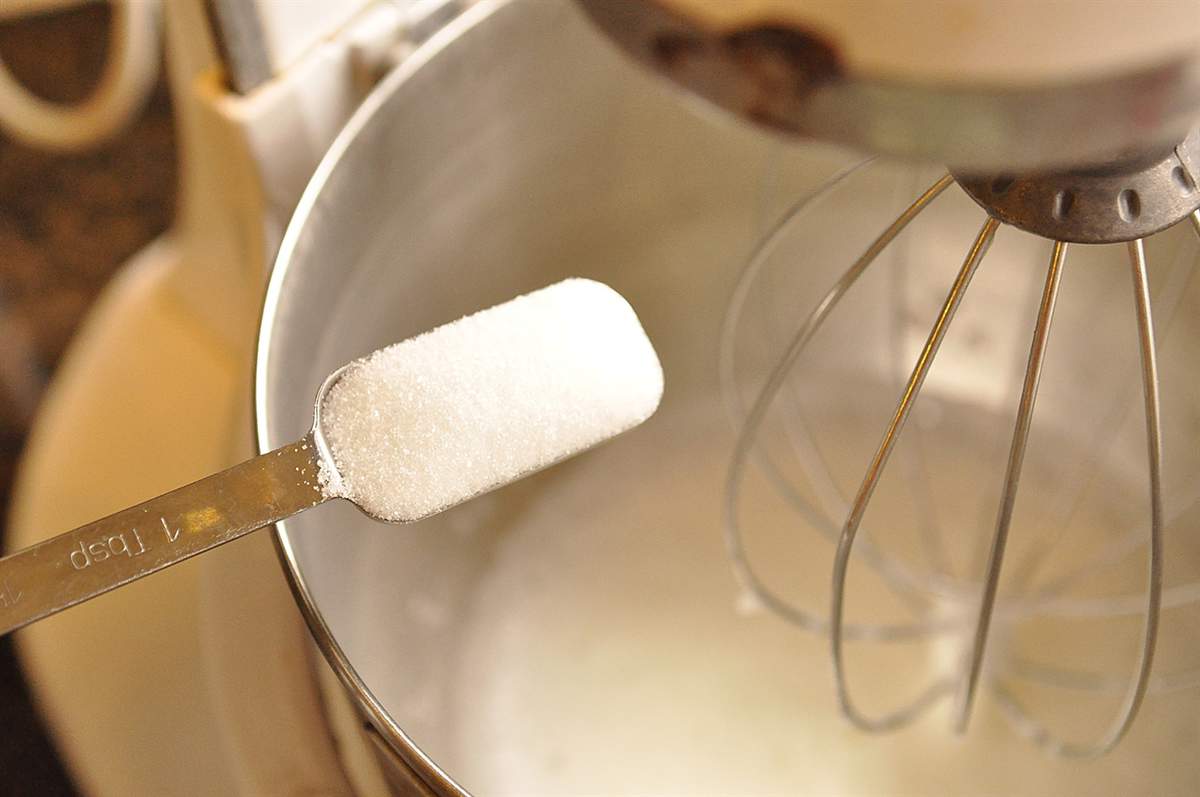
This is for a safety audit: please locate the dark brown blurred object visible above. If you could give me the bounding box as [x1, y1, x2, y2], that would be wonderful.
[0, 5, 176, 795]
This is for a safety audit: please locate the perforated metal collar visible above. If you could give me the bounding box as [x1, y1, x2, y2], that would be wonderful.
[955, 128, 1200, 244]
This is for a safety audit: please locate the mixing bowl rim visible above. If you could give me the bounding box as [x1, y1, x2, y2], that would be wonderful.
[252, 2, 521, 794]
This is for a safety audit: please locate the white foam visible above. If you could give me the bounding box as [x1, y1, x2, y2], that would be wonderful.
[316, 278, 663, 521]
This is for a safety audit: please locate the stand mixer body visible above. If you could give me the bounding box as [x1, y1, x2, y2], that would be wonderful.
[577, 0, 1200, 173]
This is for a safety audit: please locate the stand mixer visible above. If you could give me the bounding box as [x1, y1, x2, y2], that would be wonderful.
[8, 0, 1200, 794]
[579, 0, 1200, 759]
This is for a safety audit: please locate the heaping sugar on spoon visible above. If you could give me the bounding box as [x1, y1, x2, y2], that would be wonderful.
[316, 278, 664, 521]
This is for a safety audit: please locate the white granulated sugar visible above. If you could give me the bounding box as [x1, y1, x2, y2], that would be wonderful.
[317, 278, 663, 522]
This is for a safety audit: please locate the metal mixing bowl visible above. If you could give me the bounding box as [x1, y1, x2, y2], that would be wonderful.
[255, 1, 1200, 793]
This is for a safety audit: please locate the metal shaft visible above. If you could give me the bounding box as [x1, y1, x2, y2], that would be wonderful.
[955, 240, 1067, 731]
[830, 216, 998, 731]
[0, 435, 324, 636]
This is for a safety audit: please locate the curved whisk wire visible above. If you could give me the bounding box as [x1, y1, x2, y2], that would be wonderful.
[829, 216, 999, 731]
[723, 173, 964, 644]
[989, 238, 1164, 758]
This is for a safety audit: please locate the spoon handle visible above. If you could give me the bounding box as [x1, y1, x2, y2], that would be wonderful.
[0, 434, 325, 636]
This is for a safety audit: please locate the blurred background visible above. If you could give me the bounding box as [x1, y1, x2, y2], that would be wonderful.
[0, 4, 174, 793]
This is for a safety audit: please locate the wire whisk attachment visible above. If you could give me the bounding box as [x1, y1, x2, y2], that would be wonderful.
[722, 151, 1200, 757]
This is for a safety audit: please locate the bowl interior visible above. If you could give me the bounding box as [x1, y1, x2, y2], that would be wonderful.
[259, 1, 1200, 793]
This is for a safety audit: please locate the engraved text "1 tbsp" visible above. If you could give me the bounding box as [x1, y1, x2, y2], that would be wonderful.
[68, 518, 183, 571]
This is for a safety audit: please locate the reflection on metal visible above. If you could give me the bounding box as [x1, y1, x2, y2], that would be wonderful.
[0, 434, 323, 636]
